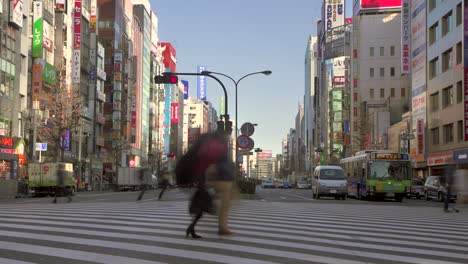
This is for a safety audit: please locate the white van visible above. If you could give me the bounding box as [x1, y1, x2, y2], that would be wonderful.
[312, 166, 347, 200]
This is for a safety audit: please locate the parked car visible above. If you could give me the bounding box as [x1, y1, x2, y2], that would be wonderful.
[408, 179, 424, 199]
[261, 179, 275, 188]
[312, 165, 347, 200]
[274, 179, 284, 188]
[282, 180, 293, 189]
[296, 181, 310, 189]
[424, 176, 457, 202]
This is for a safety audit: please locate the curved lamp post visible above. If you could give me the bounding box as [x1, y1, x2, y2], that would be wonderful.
[201, 70, 272, 166]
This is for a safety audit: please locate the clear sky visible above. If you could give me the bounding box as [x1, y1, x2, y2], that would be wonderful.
[151, 0, 352, 155]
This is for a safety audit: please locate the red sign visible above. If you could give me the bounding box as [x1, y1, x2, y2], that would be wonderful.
[171, 102, 179, 123]
[360, 0, 402, 9]
[417, 119, 424, 155]
[43, 166, 49, 172]
[131, 111, 136, 127]
[32, 64, 43, 103]
[0, 136, 13, 148]
[159, 42, 176, 72]
[428, 151, 453, 166]
[74, 0, 82, 49]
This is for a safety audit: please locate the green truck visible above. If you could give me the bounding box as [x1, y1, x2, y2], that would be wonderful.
[28, 162, 76, 197]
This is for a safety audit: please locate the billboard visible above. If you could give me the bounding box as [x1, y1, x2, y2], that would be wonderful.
[197, 65, 207, 100]
[72, 0, 81, 84]
[31, 64, 42, 103]
[325, 56, 347, 91]
[32, 1, 43, 58]
[411, 0, 426, 154]
[159, 42, 176, 72]
[258, 150, 272, 159]
[42, 62, 56, 85]
[182, 80, 189, 99]
[324, 0, 345, 31]
[354, 0, 401, 15]
[9, 0, 23, 28]
[401, 0, 410, 74]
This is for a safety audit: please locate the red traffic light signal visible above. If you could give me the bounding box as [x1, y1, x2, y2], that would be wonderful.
[154, 75, 179, 84]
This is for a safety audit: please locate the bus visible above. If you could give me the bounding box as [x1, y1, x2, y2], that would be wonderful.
[340, 150, 412, 202]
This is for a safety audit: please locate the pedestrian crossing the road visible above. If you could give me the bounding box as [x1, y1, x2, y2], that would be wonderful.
[0, 201, 467, 264]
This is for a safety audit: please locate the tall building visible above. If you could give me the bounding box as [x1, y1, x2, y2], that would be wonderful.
[182, 97, 214, 152]
[351, 2, 411, 155]
[426, 0, 464, 175]
[304, 36, 318, 173]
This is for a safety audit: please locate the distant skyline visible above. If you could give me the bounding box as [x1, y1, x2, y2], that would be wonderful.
[152, 0, 353, 155]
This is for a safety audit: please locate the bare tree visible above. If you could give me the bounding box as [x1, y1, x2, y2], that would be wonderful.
[148, 137, 165, 177]
[36, 65, 82, 162]
[351, 112, 374, 154]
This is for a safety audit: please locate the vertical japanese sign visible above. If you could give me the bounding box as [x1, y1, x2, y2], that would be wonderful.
[171, 103, 179, 123]
[90, 0, 96, 32]
[417, 119, 424, 155]
[31, 64, 43, 104]
[401, 0, 410, 74]
[182, 80, 189, 99]
[197, 66, 207, 100]
[324, 0, 345, 31]
[464, 1, 468, 140]
[32, 1, 43, 58]
[72, 0, 81, 84]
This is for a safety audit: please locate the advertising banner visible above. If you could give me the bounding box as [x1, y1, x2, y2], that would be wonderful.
[72, 50, 81, 84]
[31, 64, 42, 102]
[197, 65, 207, 100]
[171, 103, 179, 123]
[182, 80, 189, 99]
[43, 21, 54, 52]
[411, 0, 427, 155]
[72, 0, 81, 84]
[401, 0, 410, 74]
[9, 0, 23, 28]
[32, 1, 43, 58]
[258, 150, 272, 159]
[324, 0, 345, 31]
[90, 0, 96, 32]
[218, 96, 225, 116]
[326, 56, 347, 91]
[42, 62, 56, 85]
[465, 3, 468, 140]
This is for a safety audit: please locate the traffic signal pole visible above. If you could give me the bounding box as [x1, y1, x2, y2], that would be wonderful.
[161, 72, 231, 134]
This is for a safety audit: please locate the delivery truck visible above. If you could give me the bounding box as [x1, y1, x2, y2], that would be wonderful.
[28, 162, 76, 197]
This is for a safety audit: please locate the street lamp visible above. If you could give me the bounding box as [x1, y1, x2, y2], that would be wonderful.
[201, 70, 271, 165]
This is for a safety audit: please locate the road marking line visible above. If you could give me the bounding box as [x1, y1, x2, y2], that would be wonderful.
[281, 192, 315, 200]
[0, 257, 36, 264]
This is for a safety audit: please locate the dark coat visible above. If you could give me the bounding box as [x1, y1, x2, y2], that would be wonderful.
[189, 188, 215, 215]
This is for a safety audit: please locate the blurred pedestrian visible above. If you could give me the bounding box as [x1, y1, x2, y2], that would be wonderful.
[158, 168, 171, 200]
[199, 132, 235, 236]
[52, 164, 72, 203]
[444, 166, 459, 213]
[137, 167, 150, 201]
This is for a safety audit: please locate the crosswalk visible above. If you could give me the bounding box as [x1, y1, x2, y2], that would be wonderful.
[0, 200, 467, 264]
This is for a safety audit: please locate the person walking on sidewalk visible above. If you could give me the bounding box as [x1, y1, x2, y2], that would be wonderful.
[444, 166, 460, 213]
[158, 168, 171, 200]
[137, 167, 151, 201]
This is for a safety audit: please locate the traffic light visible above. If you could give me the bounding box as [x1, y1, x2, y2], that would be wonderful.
[154, 75, 178, 84]
[225, 120, 233, 135]
[217, 121, 225, 133]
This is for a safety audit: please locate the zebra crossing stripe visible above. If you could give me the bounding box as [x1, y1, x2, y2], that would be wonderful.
[1, 211, 467, 263]
[0, 257, 36, 264]
[0, 241, 166, 264]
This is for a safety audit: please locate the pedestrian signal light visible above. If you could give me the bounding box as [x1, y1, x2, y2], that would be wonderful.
[154, 75, 179, 84]
[225, 121, 233, 135]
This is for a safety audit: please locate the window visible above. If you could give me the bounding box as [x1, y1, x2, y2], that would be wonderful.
[429, 22, 439, 45]
[443, 123, 454, 143]
[457, 81, 463, 103]
[442, 48, 452, 72]
[442, 11, 453, 37]
[380, 88, 385, 98]
[380, 67, 384, 77]
[431, 127, 440, 145]
[370, 47, 374, 57]
[457, 3, 462, 26]
[458, 120, 464, 141]
[429, 0, 436, 12]
[390, 67, 395, 77]
[457, 42, 462, 65]
[370, 88, 374, 99]
[430, 92, 439, 112]
[390, 46, 395, 56]
[370, 68, 374, 77]
[401, 88, 406, 97]
[380, 47, 384, 56]
[429, 57, 438, 79]
[442, 85, 454, 108]
[390, 88, 395, 97]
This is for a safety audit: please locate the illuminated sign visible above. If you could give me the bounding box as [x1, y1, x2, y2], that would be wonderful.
[373, 153, 409, 160]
